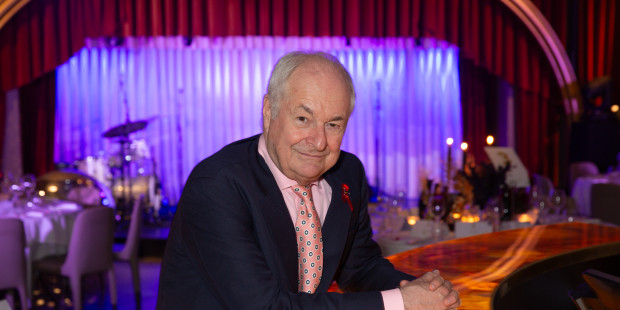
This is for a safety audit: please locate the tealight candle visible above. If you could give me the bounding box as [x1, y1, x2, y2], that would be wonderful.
[517, 213, 532, 223]
[407, 216, 419, 226]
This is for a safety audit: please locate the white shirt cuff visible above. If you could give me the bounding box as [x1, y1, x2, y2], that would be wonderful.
[381, 288, 405, 310]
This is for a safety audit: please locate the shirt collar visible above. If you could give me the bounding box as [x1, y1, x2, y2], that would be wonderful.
[258, 134, 321, 190]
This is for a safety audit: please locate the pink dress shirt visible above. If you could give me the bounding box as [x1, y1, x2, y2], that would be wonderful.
[258, 135, 404, 310]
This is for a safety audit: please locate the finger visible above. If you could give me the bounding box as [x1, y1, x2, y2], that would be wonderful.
[422, 270, 442, 282]
[429, 275, 445, 290]
[399, 280, 410, 287]
[421, 271, 436, 281]
[434, 284, 450, 297]
[443, 290, 461, 307]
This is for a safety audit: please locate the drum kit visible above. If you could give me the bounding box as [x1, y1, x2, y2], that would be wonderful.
[75, 119, 161, 220]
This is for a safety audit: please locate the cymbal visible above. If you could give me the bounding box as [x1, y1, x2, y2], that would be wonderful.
[103, 120, 148, 138]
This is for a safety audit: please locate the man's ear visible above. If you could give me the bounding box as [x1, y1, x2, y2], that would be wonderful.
[262, 95, 271, 133]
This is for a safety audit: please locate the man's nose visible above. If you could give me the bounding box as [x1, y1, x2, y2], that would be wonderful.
[308, 125, 327, 152]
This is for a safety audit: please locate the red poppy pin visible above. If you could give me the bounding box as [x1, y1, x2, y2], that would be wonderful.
[341, 184, 353, 211]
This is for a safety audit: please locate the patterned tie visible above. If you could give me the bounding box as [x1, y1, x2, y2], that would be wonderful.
[291, 184, 323, 293]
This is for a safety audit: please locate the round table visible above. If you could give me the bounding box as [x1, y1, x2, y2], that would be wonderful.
[0, 199, 82, 298]
[385, 222, 620, 309]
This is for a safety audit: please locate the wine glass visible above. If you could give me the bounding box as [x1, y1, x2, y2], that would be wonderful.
[528, 185, 547, 224]
[550, 188, 567, 220]
[484, 197, 502, 232]
[21, 174, 36, 205]
[428, 195, 446, 240]
[384, 193, 406, 238]
[8, 173, 23, 209]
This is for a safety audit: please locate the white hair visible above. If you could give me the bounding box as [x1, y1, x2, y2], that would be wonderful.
[266, 51, 356, 118]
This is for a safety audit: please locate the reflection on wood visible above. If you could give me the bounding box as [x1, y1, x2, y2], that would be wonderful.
[387, 223, 620, 310]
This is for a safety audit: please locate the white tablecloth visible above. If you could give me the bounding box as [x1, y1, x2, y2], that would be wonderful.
[0, 199, 82, 298]
[374, 217, 605, 256]
[572, 172, 620, 217]
[374, 220, 453, 256]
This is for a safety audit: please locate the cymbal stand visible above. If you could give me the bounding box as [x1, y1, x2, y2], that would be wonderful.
[118, 81, 134, 221]
[112, 136, 134, 222]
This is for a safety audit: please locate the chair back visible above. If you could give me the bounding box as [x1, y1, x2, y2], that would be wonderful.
[0, 218, 27, 290]
[591, 183, 620, 226]
[116, 197, 142, 261]
[569, 161, 599, 192]
[61, 207, 115, 276]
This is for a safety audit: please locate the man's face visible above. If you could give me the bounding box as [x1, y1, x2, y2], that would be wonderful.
[263, 62, 351, 185]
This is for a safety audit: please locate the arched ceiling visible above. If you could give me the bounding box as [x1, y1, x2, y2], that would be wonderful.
[500, 0, 582, 121]
[0, 0, 582, 119]
[0, 0, 30, 31]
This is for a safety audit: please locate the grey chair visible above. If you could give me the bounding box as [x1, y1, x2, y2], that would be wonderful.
[32, 207, 117, 310]
[114, 197, 143, 305]
[0, 218, 28, 310]
[569, 161, 599, 193]
[590, 183, 620, 226]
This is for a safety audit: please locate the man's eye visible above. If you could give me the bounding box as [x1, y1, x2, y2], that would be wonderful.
[297, 117, 308, 122]
[326, 123, 341, 131]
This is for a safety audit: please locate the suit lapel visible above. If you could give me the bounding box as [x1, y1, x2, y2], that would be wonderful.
[318, 174, 353, 292]
[259, 189, 299, 291]
[251, 137, 354, 293]
[252, 143, 299, 292]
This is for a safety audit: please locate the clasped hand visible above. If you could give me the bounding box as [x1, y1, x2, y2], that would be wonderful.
[399, 270, 461, 310]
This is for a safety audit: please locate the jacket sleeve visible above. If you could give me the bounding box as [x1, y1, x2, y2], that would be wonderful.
[158, 169, 387, 310]
[333, 160, 416, 293]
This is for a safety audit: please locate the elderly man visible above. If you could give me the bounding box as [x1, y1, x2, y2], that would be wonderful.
[157, 51, 460, 309]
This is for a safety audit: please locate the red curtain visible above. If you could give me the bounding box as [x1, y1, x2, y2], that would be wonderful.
[0, 0, 115, 92]
[0, 0, 615, 184]
[0, 90, 5, 176]
[18, 72, 56, 176]
[460, 58, 493, 164]
[576, 0, 616, 87]
[0, 0, 567, 92]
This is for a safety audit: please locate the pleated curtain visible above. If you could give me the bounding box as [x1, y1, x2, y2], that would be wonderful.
[54, 36, 461, 204]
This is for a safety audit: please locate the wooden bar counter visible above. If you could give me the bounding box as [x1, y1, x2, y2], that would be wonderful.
[386, 222, 620, 309]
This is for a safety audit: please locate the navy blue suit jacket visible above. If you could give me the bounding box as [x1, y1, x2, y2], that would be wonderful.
[157, 135, 415, 309]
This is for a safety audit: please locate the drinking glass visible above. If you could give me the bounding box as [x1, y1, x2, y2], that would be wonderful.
[550, 189, 567, 216]
[428, 195, 446, 240]
[21, 174, 36, 203]
[383, 192, 407, 238]
[8, 174, 23, 209]
[484, 197, 502, 232]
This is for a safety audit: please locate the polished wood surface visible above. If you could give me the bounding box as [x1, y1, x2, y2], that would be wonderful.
[387, 222, 620, 310]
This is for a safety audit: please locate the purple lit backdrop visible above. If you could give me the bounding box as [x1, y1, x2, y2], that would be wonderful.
[54, 36, 462, 204]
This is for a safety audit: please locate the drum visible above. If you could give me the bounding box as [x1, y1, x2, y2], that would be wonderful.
[130, 139, 151, 160]
[108, 139, 155, 176]
[75, 155, 112, 189]
[36, 169, 116, 208]
[111, 174, 159, 205]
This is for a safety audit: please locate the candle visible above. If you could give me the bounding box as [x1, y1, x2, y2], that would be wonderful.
[486, 135, 494, 145]
[446, 138, 453, 185]
[461, 214, 480, 223]
[517, 213, 532, 223]
[460, 142, 468, 171]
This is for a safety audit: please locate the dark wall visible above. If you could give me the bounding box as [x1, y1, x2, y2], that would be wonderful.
[570, 117, 620, 172]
